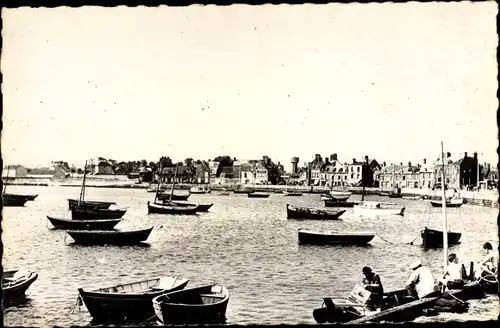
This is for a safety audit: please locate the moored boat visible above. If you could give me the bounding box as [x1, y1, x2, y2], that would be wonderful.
[217, 191, 230, 196]
[47, 216, 121, 230]
[2, 270, 38, 302]
[162, 200, 213, 212]
[157, 191, 191, 201]
[283, 190, 303, 196]
[402, 195, 422, 200]
[354, 201, 405, 216]
[247, 192, 270, 198]
[324, 199, 357, 207]
[421, 227, 462, 248]
[233, 189, 254, 194]
[298, 229, 376, 246]
[379, 192, 390, 197]
[287, 204, 346, 220]
[329, 190, 352, 198]
[66, 227, 153, 245]
[153, 284, 229, 324]
[190, 185, 211, 194]
[430, 198, 463, 208]
[148, 201, 198, 215]
[68, 199, 115, 210]
[71, 207, 127, 220]
[77, 276, 189, 323]
[4, 193, 38, 201]
[2, 194, 29, 207]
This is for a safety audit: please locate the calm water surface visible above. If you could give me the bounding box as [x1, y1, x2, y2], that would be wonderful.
[2, 185, 498, 325]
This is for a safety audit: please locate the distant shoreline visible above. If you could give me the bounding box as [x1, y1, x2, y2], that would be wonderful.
[4, 177, 498, 208]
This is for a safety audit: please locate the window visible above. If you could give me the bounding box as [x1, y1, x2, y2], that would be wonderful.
[351, 173, 354, 178]
[357, 167, 360, 172]
[357, 174, 360, 179]
[244, 172, 247, 178]
[344, 176, 347, 180]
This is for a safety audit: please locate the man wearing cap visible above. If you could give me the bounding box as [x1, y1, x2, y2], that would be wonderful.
[406, 260, 438, 299]
[361, 266, 384, 308]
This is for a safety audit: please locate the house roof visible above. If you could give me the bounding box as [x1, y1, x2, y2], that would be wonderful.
[161, 166, 194, 175]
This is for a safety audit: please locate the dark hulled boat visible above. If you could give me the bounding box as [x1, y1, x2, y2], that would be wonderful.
[4, 193, 38, 201]
[162, 200, 213, 212]
[153, 284, 229, 324]
[287, 204, 346, 220]
[430, 198, 464, 208]
[283, 191, 303, 196]
[66, 227, 153, 245]
[68, 199, 115, 210]
[2, 194, 29, 207]
[421, 227, 462, 248]
[148, 201, 198, 215]
[233, 189, 254, 194]
[78, 276, 189, 323]
[47, 216, 121, 230]
[298, 229, 376, 246]
[247, 192, 270, 198]
[71, 207, 126, 220]
[2, 270, 38, 303]
[324, 199, 357, 207]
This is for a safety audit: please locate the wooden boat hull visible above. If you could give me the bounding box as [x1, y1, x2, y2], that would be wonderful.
[379, 192, 390, 196]
[247, 193, 270, 198]
[287, 204, 345, 220]
[329, 191, 352, 198]
[323, 194, 350, 201]
[430, 200, 463, 208]
[153, 285, 229, 324]
[402, 196, 421, 200]
[421, 228, 461, 248]
[233, 189, 253, 194]
[388, 194, 402, 198]
[148, 201, 198, 215]
[298, 229, 375, 246]
[5, 193, 38, 201]
[68, 199, 115, 210]
[78, 277, 189, 323]
[314, 281, 483, 324]
[2, 195, 28, 207]
[217, 192, 230, 196]
[162, 201, 213, 212]
[71, 207, 126, 220]
[66, 227, 153, 245]
[324, 200, 356, 207]
[354, 205, 405, 216]
[2, 270, 38, 303]
[47, 216, 121, 230]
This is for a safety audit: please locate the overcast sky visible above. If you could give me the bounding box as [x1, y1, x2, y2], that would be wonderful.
[2, 3, 498, 171]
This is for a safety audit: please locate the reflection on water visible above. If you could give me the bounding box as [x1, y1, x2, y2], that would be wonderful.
[2, 185, 498, 326]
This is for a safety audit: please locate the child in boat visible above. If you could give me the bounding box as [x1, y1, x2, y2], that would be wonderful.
[477, 242, 497, 277]
[361, 267, 384, 309]
[440, 253, 464, 290]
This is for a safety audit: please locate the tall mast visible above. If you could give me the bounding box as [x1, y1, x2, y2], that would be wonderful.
[155, 159, 162, 204]
[170, 164, 178, 199]
[441, 142, 449, 269]
[78, 160, 88, 206]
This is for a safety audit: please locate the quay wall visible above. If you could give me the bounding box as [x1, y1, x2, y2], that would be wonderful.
[4, 177, 498, 208]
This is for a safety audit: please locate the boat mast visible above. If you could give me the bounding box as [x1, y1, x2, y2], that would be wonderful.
[78, 160, 88, 206]
[170, 164, 179, 199]
[361, 159, 366, 201]
[154, 159, 162, 204]
[440, 142, 449, 268]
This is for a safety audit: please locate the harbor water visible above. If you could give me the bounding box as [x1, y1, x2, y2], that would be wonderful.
[2, 185, 498, 326]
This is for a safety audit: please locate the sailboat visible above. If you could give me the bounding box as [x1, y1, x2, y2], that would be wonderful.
[313, 143, 482, 324]
[421, 144, 462, 248]
[67, 162, 116, 210]
[148, 163, 200, 215]
[354, 166, 405, 216]
[2, 167, 31, 207]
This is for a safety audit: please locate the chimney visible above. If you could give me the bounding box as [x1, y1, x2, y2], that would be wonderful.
[408, 161, 411, 167]
[423, 158, 426, 164]
[365, 155, 369, 163]
[331, 153, 338, 161]
[352, 158, 356, 164]
[400, 162, 403, 166]
[447, 152, 451, 158]
[473, 152, 478, 160]
[464, 152, 467, 158]
[383, 161, 386, 167]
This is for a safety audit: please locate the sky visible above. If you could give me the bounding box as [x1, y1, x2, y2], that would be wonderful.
[1, 3, 498, 171]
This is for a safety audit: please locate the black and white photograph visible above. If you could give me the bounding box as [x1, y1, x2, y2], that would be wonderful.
[1, 2, 498, 326]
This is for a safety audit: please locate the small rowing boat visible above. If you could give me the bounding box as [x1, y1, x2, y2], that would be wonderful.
[148, 201, 199, 215]
[354, 201, 405, 216]
[298, 229, 376, 246]
[287, 204, 346, 220]
[66, 227, 153, 245]
[47, 216, 121, 230]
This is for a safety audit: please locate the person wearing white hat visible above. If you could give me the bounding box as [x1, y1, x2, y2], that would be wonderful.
[405, 260, 438, 299]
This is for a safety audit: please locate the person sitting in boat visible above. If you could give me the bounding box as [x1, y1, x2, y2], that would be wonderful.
[406, 260, 439, 300]
[440, 253, 464, 290]
[478, 242, 497, 277]
[361, 266, 384, 308]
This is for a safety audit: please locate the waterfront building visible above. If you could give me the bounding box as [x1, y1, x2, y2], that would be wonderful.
[93, 157, 114, 175]
[193, 161, 211, 184]
[2, 165, 28, 178]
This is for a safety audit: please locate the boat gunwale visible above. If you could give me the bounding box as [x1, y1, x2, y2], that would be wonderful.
[153, 285, 229, 308]
[79, 277, 189, 296]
